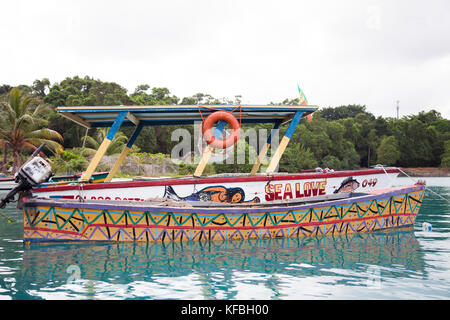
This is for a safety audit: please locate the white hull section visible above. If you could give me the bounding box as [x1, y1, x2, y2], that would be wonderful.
[0, 181, 16, 192]
[32, 169, 399, 204]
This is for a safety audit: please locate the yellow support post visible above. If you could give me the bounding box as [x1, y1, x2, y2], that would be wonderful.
[80, 139, 112, 182]
[104, 146, 131, 182]
[265, 137, 290, 173]
[194, 146, 214, 177]
[250, 122, 280, 175]
[104, 123, 143, 183]
[265, 111, 303, 174]
[250, 143, 269, 175]
[79, 112, 127, 182]
[194, 120, 227, 177]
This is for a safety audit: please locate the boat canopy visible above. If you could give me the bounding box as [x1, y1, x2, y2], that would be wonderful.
[57, 105, 318, 128]
[56, 104, 318, 181]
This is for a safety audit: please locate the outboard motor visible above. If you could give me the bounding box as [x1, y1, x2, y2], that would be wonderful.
[0, 144, 53, 209]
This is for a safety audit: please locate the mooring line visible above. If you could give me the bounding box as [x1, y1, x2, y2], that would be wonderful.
[395, 167, 450, 204]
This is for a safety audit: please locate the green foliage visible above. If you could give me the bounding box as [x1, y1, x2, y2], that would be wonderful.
[0, 88, 64, 173]
[441, 140, 450, 167]
[49, 150, 88, 174]
[212, 139, 256, 174]
[176, 162, 215, 176]
[376, 136, 401, 165]
[1, 77, 448, 176]
[43, 76, 133, 149]
[45, 75, 132, 106]
[319, 104, 374, 121]
[0, 84, 12, 96]
[270, 98, 301, 106]
[81, 128, 128, 155]
[280, 114, 360, 170]
[281, 144, 318, 172]
[339, 141, 360, 169]
[32, 78, 50, 97]
[129, 152, 168, 165]
[130, 85, 179, 105]
[322, 155, 341, 169]
[176, 162, 197, 175]
[387, 113, 445, 167]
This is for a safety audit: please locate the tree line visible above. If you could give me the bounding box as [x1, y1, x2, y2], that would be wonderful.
[0, 75, 449, 175]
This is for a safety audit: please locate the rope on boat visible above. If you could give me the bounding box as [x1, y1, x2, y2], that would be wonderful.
[77, 183, 86, 202]
[394, 167, 450, 204]
[381, 165, 394, 185]
[81, 127, 89, 149]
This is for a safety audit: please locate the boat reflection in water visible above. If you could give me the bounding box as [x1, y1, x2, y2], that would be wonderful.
[18, 229, 425, 299]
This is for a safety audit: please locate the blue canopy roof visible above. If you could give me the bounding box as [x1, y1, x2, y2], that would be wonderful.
[56, 105, 318, 128]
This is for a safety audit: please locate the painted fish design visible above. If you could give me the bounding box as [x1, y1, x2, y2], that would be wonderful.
[334, 177, 360, 194]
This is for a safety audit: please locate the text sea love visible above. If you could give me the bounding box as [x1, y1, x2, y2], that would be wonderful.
[265, 181, 326, 201]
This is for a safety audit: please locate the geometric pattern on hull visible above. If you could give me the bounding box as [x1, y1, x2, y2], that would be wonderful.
[23, 188, 424, 243]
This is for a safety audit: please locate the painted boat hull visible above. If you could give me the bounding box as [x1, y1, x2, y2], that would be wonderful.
[22, 184, 424, 243]
[31, 168, 400, 204]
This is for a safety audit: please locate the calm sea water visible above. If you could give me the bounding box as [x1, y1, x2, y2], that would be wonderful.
[0, 177, 449, 300]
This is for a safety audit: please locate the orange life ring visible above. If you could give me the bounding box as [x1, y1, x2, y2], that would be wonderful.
[202, 111, 241, 149]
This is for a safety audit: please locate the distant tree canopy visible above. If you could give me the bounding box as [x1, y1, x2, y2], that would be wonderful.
[44, 75, 132, 106]
[319, 104, 375, 121]
[377, 136, 401, 165]
[0, 76, 449, 175]
[441, 140, 450, 167]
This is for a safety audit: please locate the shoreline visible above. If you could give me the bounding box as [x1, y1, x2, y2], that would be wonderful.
[398, 167, 450, 177]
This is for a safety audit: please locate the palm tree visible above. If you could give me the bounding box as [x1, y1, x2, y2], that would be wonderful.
[81, 128, 128, 156]
[0, 88, 64, 174]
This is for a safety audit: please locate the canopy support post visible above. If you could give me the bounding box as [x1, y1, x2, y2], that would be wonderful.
[80, 111, 127, 182]
[104, 123, 143, 183]
[194, 120, 227, 177]
[265, 111, 303, 174]
[250, 121, 281, 175]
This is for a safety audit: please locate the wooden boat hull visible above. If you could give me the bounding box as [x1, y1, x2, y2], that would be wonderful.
[22, 184, 425, 243]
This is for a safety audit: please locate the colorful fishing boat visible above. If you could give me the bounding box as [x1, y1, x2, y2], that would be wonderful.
[14, 101, 424, 243]
[30, 104, 400, 203]
[22, 184, 425, 243]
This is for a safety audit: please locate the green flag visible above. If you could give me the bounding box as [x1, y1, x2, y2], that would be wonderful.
[297, 84, 312, 122]
[297, 84, 308, 105]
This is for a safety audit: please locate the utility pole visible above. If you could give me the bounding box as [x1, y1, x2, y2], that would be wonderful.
[396, 100, 400, 119]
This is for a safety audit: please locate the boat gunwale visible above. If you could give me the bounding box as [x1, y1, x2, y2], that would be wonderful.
[32, 168, 401, 193]
[24, 184, 425, 215]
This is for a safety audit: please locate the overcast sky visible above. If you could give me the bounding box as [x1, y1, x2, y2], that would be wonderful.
[1, 0, 449, 118]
